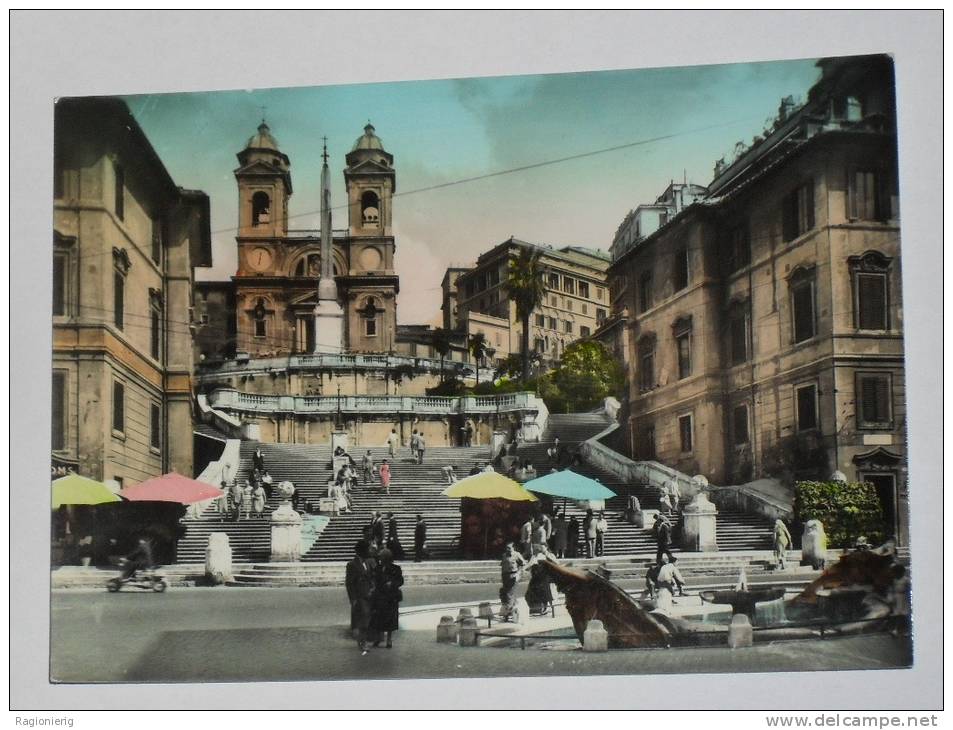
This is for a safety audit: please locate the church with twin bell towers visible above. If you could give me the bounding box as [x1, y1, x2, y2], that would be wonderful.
[230, 121, 399, 356]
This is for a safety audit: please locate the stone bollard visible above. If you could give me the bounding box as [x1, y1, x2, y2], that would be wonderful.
[457, 607, 473, 623]
[583, 619, 609, 652]
[478, 602, 494, 622]
[436, 615, 458, 643]
[680, 491, 718, 552]
[727, 614, 753, 648]
[458, 617, 479, 647]
[205, 532, 233, 585]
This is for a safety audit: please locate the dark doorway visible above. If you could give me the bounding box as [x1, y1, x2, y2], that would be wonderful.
[861, 472, 897, 538]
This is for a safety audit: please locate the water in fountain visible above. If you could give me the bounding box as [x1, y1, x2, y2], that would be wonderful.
[735, 566, 748, 592]
[756, 597, 788, 627]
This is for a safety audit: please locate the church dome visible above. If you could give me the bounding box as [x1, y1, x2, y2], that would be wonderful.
[245, 121, 281, 152]
[351, 123, 385, 152]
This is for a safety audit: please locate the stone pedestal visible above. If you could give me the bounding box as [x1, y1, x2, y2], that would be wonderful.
[727, 614, 753, 648]
[205, 532, 233, 585]
[801, 519, 828, 570]
[583, 619, 608, 652]
[436, 615, 458, 643]
[270, 501, 303, 562]
[331, 431, 349, 454]
[313, 300, 344, 355]
[680, 491, 718, 552]
[478, 602, 494, 621]
[491, 431, 506, 457]
[458, 618, 479, 647]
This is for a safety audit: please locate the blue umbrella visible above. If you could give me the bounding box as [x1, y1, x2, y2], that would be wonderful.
[523, 469, 616, 501]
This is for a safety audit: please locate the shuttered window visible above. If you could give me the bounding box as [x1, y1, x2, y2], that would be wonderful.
[782, 180, 814, 242]
[53, 252, 67, 316]
[848, 169, 889, 221]
[796, 383, 817, 431]
[638, 270, 652, 313]
[113, 270, 124, 330]
[791, 276, 816, 343]
[857, 373, 892, 428]
[151, 308, 161, 361]
[639, 339, 655, 392]
[150, 403, 161, 450]
[857, 272, 888, 330]
[678, 414, 693, 453]
[52, 371, 67, 451]
[733, 404, 749, 445]
[728, 305, 749, 366]
[113, 162, 125, 221]
[112, 381, 125, 434]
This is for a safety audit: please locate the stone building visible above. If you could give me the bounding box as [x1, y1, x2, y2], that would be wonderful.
[611, 55, 907, 542]
[52, 97, 211, 484]
[451, 238, 611, 371]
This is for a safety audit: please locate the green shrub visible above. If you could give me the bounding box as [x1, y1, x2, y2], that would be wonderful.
[794, 480, 887, 549]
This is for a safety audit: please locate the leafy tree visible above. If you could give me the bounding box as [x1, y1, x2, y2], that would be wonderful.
[430, 327, 452, 382]
[494, 353, 524, 381]
[548, 340, 624, 412]
[503, 247, 546, 383]
[467, 332, 489, 387]
[795, 480, 887, 548]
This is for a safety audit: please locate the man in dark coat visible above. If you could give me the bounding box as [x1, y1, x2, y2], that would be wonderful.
[414, 514, 427, 562]
[654, 514, 676, 564]
[345, 540, 375, 655]
[371, 512, 385, 548]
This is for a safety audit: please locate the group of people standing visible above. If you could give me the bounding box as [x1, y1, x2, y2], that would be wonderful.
[514, 508, 610, 561]
[345, 540, 404, 655]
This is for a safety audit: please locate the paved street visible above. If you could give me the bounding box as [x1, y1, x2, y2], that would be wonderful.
[51, 583, 911, 683]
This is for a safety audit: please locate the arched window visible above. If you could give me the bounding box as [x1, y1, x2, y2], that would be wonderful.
[252, 192, 271, 226]
[361, 191, 380, 226]
[295, 254, 321, 277]
[359, 297, 381, 337]
[253, 298, 267, 338]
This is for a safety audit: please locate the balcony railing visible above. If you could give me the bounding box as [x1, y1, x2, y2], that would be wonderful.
[208, 389, 542, 416]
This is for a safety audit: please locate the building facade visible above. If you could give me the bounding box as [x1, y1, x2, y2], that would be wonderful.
[611, 55, 908, 543]
[452, 238, 611, 371]
[52, 98, 211, 484]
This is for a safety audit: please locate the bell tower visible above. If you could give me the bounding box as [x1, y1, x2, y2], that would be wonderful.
[341, 123, 399, 352]
[235, 121, 292, 247]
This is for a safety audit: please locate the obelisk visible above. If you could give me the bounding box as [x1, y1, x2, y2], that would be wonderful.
[313, 138, 344, 354]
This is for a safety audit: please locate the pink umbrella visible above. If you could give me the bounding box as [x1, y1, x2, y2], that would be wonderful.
[119, 472, 224, 505]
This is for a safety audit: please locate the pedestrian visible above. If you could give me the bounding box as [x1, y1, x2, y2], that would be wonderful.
[345, 540, 375, 655]
[499, 543, 526, 622]
[595, 511, 608, 557]
[386, 512, 405, 560]
[370, 548, 404, 649]
[552, 512, 568, 558]
[414, 514, 428, 562]
[666, 478, 682, 513]
[230, 480, 244, 521]
[567, 515, 580, 558]
[644, 560, 663, 599]
[659, 491, 674, 516]
[584, 509, 596, 558]
[216, 480, 229, 521]
[525, 560, 554, 616]
[361, 450, 374, 485]
[371, 512, 385, 548]
[773, 518, 792, 570]
[260, 470, 274, 499]
[519, 517, 533, 559]
[253, 446, 265, 474]
[654, 514, 676, 564]
[379, 459, 391, 495]
[465, 422, 474, 448]
[531, 518, 548, 557]
[252, 482, 266, 519]
[540, 510, 553, 546]
[410, 430, 419, 462]
[387, 428, 399, 459]
[656, 554, 687, 598]
[441, 465, 457, 485]
[416, 433, 426, 464]
[469, 463, 482, 476]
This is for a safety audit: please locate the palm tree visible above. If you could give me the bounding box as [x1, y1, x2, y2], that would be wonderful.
[431, 327, 452, 382]
[503, 246, 546, 383]
[468, 331, 489, 387]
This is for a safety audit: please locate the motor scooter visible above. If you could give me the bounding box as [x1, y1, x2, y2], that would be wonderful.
[106, 559, 167, 593]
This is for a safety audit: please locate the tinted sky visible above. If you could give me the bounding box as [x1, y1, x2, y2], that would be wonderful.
[124, 58, 820, 324]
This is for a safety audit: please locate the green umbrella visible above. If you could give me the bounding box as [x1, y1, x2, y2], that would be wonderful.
[51, 474, 121, 509]
[523, 469, 616, 501]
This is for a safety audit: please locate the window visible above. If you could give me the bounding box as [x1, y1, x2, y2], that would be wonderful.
[596, 287, 605, 301]
[563, 278, 575, 295]
[534, 337, 545, 353]
[252, 191, 271, 226]
[795, 383, 818, 431]
[546, 316, 557, 330]
[790, 268, 816, 343]
[112, 380, 125, 435]
[638, 336, 655, 392]
[535, 314, 545, 327]
[113, 270, 125, 330]
[566, 300, 572, 312]
[674, 318, 692, 380]
[151, 308, 161, 360]
[659, 211, 669, 227]
[361, 190, 380, 225]
[150, 403, 161, 450]
[490, 269, 499, 286]
[678, 413, 693, 453]
[848, 169, 889, 222]
[856, 273, 888, 330]
[641, 425, 656, 461]
[253, 298, 267, 338]
[581, 303, 588, 315]
[151, 217, 165, 265]
[365, 318, 377, 336]
[550, 295, 558, 307]
[727, 302, 749, 366]
[732, 404, 749, 445]
[596, 308, 607, 324]
[725, 224, 750, 273]
[548, 273, 560, 289]
[638, 270, 652, 313]
[856, 373, 892, 429]
[579, 282, 590, 298]
[52, 252, 67, 316]
[782, 180, 815, 241]
[580, 326, 591, 338]
[564, 321, 573, 334]
[113, 161, 125, 221]
[673, 248, 689, 291]
[52, 370, 67, 451]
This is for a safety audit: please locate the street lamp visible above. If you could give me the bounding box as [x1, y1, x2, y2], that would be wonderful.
[335, 383, 343, 430]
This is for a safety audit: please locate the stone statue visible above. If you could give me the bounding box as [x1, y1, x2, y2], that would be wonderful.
[801, 519, 828, 570]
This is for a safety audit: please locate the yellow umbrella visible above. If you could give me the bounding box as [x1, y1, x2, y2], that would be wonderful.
[442, 471, 538, 502]
[52, 473, 122, 509]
